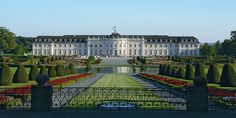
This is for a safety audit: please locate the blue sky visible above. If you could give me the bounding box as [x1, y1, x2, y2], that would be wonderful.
[0, 0, 236, 43]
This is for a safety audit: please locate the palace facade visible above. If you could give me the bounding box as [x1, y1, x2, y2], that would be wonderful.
[32, 33, 200, 57]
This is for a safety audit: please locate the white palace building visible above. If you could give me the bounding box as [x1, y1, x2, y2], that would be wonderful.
[32, 32, 200, 57]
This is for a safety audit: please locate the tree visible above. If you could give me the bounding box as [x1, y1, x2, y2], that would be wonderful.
[0, 63, 12, 85]
[69, 64, 77, 74]
[29, 65, 39, 80]
[48, 66, 56, 77]
[56, 64, 65, 77]
[185, 64, 194, 80]
[220, 64, 236, 87]
[200, 43, 217, 57]
[0, 27, 17, 52]
[207, 64, 220, 84]
[40, 66, 48, 76]
[176, 68, 185, 78]
[13, 65, 28, 83]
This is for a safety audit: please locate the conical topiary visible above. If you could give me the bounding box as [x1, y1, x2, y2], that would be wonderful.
[166, 65, 171, 76]
[56, 64, 65, 77]
[207, 64, 220, 84]
[0, 63, 12, 86]
[159, 64, 163, 75]
[48, 66, 56, 77]
[29, 65, 39, 80]
[176, 68, 185, 78]
[69, 64, 76, 74]
[220, 64, 236, 87]
[185, 64, 194, 80]
[13, 65, 28, 83]
[163, 65, 168, 75]
[193, 63, 207, 87]
[40, 66, 48, 76]
[171, 68, 177, 77]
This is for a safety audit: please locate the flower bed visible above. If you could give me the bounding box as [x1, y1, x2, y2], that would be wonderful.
[138, 73, 192, 88]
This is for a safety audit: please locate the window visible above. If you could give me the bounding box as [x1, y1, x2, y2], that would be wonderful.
[130, 44, 132, 47]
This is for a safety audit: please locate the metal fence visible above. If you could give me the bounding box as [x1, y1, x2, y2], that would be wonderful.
[0, 86, 235, 111]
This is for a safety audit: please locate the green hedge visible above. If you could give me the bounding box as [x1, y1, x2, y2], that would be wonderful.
[220, 64, 236, 87]
[13, 65, 28, 83]
[0, 63, 12, 85]
[29, 65, 39, 80]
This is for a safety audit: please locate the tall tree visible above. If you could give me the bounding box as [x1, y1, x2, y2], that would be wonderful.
[0, 27, 17, 52]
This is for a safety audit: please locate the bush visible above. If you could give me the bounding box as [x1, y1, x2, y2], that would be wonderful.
[48, 66, 56, 77]
[13, 65, 28, 83]
[220, 64, 236, 87]
[163, 65, 168, 75]
[193, 63, 207, 87]
[40, 66, 48, 76]
[167, 66, 173, 76]
[69, 64, 77, 74]
[0, 63, 12, 85]
[171, 68, 177, 77]
[29, 65, 39, 81]
[207, 64, 220, 84]
[176, 68, 185, 78]
[159, 64, 163, 75]
[194, 63, 206, 79]
[64, 67, 70, 75]
[56, 64, 65, 77]
[185, 64, 194, 80]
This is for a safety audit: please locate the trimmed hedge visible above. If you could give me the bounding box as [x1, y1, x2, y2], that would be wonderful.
[207, 64, 220, 84]
[29, 65, 39, 80]
[159, 64, 163, 75]
[69, 64, 76, 74]
[193, 63, 207, 87]
[220, 64, 236, 87]
[48, 66, 56, 77]
[40, 66, 48, 76]
[13, 65, 28, 83]
[166, 65, 172, 76]
[171, 68, 177, 77]
[56, 64, 65, 77]
[0, 63, 12, 85]
[176, 68, 185, 78]
[185, 64, 194, 80]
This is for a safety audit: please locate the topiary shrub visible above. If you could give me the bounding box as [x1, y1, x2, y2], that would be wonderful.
[159, 64, 163, 75]
[193, 63, 207, 87]
[69, 64, 76, 74]
[64, 67, 70, 75]
[29, 65, 39, 81]
[171, 68, 177, 77]
[0, 63, 12, 86]
[40, 66, 48, 76]
[163, 65, 168, 75]
[194, 63, 206, 79]
[185, 64, 194, 80]
[48, 66, 56, 77]
[207, 64, 220, 84]
[56, 64, 65, 77]
[176, 68, 185, 78]
[220, 64, 236, 87]
[13, 65, 29, 83]
[167, 66, 173, 76]
[166, 65, 171, 76]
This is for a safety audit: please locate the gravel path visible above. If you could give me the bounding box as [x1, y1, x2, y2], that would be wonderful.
[52, 74, 105, 108]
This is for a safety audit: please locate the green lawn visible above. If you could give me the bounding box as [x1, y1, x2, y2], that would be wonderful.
[65, 73, 174, 110]
[91, 73, 143, 88]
